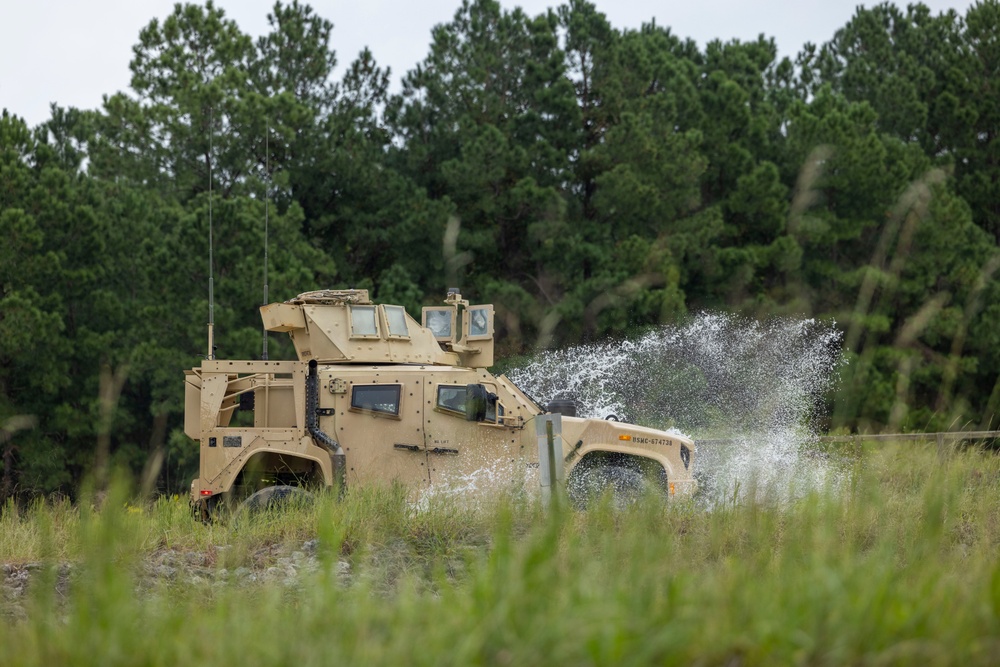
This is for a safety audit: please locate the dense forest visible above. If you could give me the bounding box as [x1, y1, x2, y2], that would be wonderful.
[2, 0, 1000, 499]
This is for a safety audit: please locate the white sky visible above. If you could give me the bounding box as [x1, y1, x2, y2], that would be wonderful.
[0, 0, 977, 128]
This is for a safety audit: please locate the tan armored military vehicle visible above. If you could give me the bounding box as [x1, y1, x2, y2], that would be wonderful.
[185, 289, 696, 517]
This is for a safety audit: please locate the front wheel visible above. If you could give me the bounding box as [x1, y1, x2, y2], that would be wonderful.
[568, 464, 646, 509]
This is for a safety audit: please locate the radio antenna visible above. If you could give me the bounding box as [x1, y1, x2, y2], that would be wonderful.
[207, 106, 215, 360]
[262, 119, 270, 361]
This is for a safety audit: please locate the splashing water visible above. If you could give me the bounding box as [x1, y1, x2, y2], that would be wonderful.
[413, 456, 539, 513]
[507, 312, 846, 506]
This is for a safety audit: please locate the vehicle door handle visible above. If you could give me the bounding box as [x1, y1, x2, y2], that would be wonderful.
[394, 444, 421, 452]
[429, 447, 459, 455]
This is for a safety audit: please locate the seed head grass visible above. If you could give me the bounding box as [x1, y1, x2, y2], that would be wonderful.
[3, 443, 1000, 665]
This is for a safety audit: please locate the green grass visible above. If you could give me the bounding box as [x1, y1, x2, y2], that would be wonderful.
[3, 445, 1000, 665]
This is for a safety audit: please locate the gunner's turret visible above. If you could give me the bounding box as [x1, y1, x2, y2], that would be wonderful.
[259, 288, 494, 367]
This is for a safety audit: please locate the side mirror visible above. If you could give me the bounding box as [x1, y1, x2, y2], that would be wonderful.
[465, 384, 495, 422]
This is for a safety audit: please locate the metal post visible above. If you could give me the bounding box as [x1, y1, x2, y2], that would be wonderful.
[536, 414, 564, 508]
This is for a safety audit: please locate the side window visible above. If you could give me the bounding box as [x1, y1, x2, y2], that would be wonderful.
[436, 384, 505, 423]
[423, 308, 455, 340]
[349, 305, 380, 338]
[466, 305, 493, 340]
[383, 305, 410, 338]
[351, 385, 401, 416]
[436, 385, 466, 414]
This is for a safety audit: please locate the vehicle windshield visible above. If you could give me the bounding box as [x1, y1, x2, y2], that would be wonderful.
[497, 374, 545, 413]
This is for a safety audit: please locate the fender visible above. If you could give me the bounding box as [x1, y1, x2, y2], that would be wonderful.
[197, 435, 334, 496]
[565, 443, 675, 480]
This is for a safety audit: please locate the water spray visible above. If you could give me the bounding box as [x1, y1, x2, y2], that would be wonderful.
[508, 312, 846, 506]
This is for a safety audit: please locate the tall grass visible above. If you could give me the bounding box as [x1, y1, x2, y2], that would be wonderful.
[3, 444, 1000, 665]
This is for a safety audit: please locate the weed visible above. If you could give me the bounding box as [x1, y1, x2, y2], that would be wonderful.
[3, 445, 1000, 665]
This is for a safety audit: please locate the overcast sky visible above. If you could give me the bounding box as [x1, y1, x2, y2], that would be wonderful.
[0, 0, 977, 128]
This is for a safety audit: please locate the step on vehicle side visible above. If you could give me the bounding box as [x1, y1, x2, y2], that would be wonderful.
[185, 289, 697, 518]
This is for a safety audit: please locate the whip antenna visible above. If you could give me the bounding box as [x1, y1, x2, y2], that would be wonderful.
[262, 119, 270, 360]
[207, 106, 215, 360]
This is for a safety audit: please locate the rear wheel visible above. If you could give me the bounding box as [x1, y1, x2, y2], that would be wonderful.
[193, 494, 224, 523]
[235, 485, 314, 516]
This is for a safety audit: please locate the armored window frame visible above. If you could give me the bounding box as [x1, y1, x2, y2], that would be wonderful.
[349, 305, 380, 339]
[465, 305, 493, 341]
[434, 383, 505, 423]
[382, 305, 410, 339]
[422, 307, 456, 341]
[435, 385, 467, 415]
[350, 384, 402, 417]
[487, 400, 505, 423]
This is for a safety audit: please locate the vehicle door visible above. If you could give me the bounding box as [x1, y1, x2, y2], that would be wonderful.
[329, 371, 430, 488]
[424, 378, 526, 490]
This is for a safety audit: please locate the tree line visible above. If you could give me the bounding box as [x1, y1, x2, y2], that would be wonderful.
[2, 0, 999, 499]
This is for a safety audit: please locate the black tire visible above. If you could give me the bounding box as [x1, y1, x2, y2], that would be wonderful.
[547, 398, 577, 417]
[193, 493, 226, 524]
[234, 485, 314, 520]
[568, 464, 646, 509]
